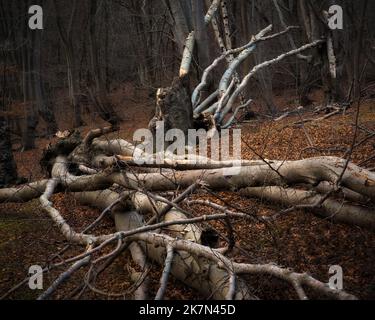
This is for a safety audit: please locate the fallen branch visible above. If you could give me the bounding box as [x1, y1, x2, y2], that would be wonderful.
[37, 246, 92, 300]
[155, 245, 174, 300]
[240, 186, 375, 229]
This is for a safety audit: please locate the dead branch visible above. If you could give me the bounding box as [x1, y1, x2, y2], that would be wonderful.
[155, 245, 174, 300]
[219, 39, 325, 124]
[37, 246, 93, 300]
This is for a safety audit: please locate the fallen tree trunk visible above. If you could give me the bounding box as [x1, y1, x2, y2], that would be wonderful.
[72, 190, 255, 300]
[0, 143, 364, 299]
[240, 186, 375, 230]
[2, 155, 374, 206]
[0, 179, 49, 203]
[62, 188, 357, 300]
[105, 156, 375, 201]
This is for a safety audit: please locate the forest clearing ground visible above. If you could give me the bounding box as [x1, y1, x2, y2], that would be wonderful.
[1, 89, 374, 299]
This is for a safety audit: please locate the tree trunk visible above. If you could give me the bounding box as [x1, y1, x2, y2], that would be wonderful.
[21, 6, 38, 150]
[88, 0, 120, 126]
[0, 115, 18, 187]
[352, 0, 368, 100]
[33, 28, 58, 136]
[299, 1, 342, 108]
[149, 76, 194, 145]
[54, 0, 83, 128]
[73, 189, 255, 300]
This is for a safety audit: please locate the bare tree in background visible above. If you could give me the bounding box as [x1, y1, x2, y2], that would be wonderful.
[53, 0, 82, 128]
[87, 0, 121, 126]
[0, 115, 18, 187]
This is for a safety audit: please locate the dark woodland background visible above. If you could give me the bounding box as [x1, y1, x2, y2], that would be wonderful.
[1, 0, 374, 149]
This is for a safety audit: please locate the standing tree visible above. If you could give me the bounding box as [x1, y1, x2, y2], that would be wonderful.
[53, 0, 83, 128]
[87, 0, 120, 126]
[0, 115, 18, 187]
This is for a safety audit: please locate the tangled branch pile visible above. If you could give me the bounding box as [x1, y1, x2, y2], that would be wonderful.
[0, 124, 373, 300]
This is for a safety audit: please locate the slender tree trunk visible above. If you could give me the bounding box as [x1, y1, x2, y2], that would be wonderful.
[239, 0, 251, 79]
[0, 49, 18, 183]
[21, 3, 38, 150]
[33, 28, 58, 136]
[192, 0, 210, 73]
[298, 0, 340, 108]
[352, 0, 368, 100]
[0, 115, 18, 187]
[88, 0, 120, 126]
[53, 0, 83, 128]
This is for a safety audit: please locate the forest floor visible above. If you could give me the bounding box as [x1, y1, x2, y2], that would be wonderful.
[0, 86, 374, 300]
